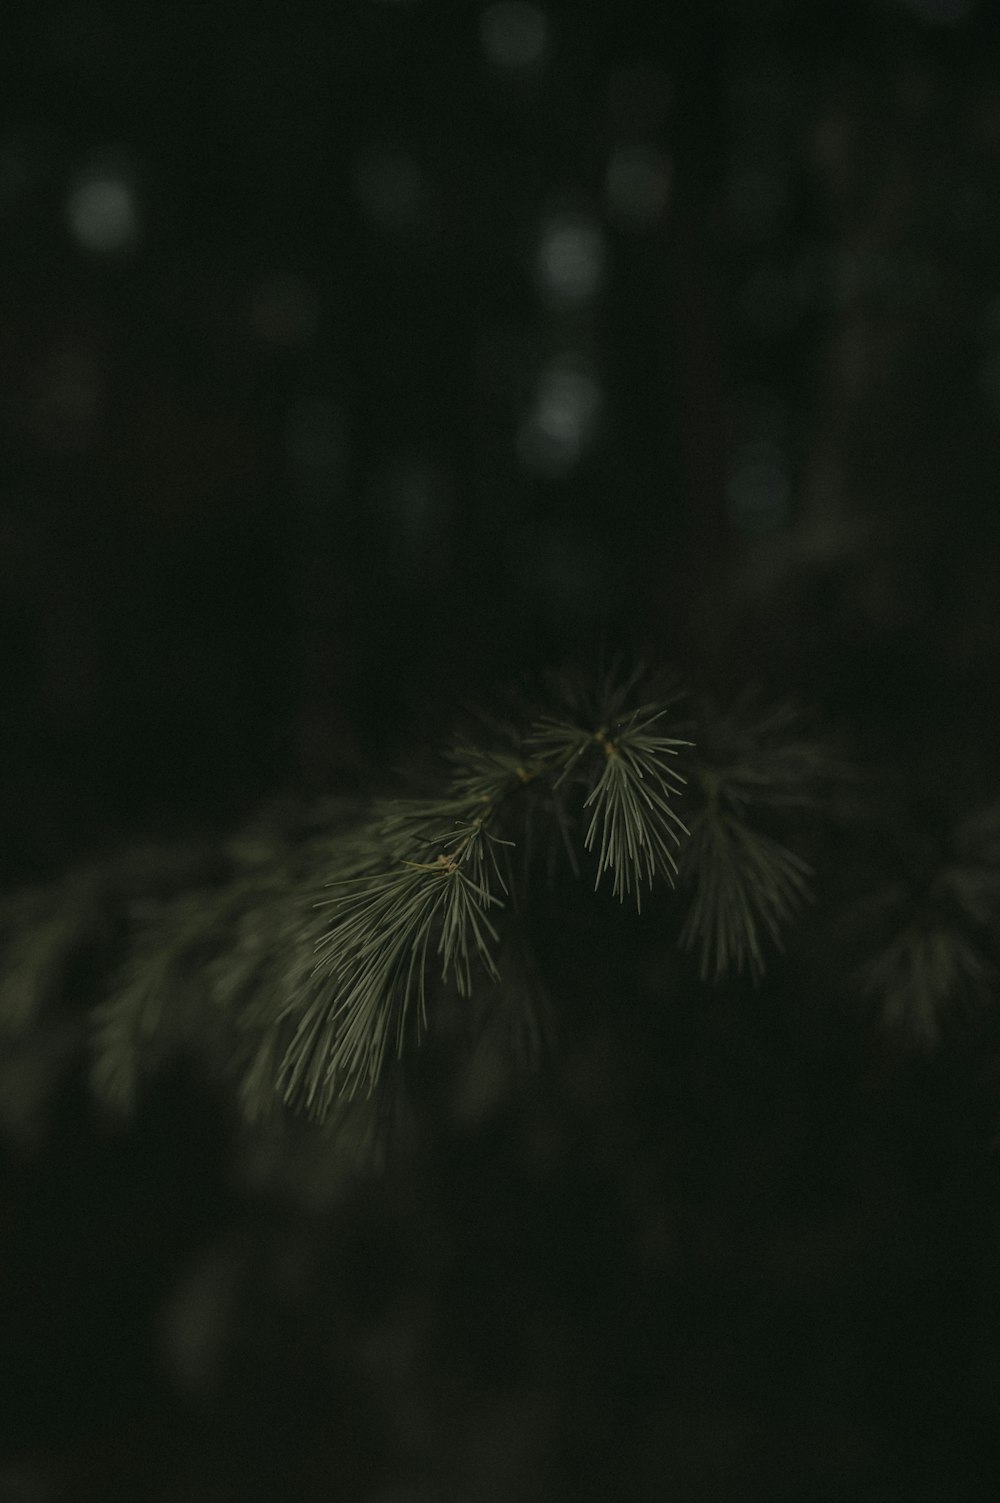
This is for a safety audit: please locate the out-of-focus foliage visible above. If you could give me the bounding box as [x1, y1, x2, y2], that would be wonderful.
[848, 799, 1000, 1046]
[0, 665, 841, 1146]
[6, 0, 1000, 1497]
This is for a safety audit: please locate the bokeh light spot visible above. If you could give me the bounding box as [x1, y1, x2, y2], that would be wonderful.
[517, 356, 601, 476]
[480, 3, 550, 73]
[66, 161, 140, 255]
[535, 213, 605, 306]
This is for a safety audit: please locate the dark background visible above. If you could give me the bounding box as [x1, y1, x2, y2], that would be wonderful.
[4, 0, 1000, 1498]
[7, 0, 999, 879]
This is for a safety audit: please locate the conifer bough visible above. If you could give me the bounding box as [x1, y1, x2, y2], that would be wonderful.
[276, 683, 692, 1116]
[0, 664, 828, 1140]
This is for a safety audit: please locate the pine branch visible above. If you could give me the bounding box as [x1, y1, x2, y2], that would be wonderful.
[87, 808, 357, 1117]
[277, 664, 691, 1113]
[678, 809, 813, 981]
[860, 923, 993, 1048]
[582, 711, 689, 906]
[944, 801, 1000, 929]
[276, 803, 510, 1114]
[675, 692, 826, 981]
[0, 663, 829, 1142]
[851, 799, 1000, 1047]
[689, 686, 847, 814]
[0, 880, 104, 1034]
[527, 701, 690, 907]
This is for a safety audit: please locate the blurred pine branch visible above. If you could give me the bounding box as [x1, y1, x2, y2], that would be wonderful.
[2, 659, 957, 1157]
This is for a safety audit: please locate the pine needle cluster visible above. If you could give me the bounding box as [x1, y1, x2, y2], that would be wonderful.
[854, 799, 1000, 1047]
[0, 663, 834, 1141]
[676, 688, 833, 981]
[274, 662, 692, 1117]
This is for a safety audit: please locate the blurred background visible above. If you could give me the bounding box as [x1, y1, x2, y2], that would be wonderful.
[5, 0, 1000, 1498]
[4, 0, 997, 881]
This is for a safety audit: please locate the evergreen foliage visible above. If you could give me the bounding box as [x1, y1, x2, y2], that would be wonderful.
[7, 0, 1000, 1493]
[851, 798, 1000, 1047]
[5, 656, 998, 1169]
[0, 661, 839, 1151]
[676, 691, 827, 981]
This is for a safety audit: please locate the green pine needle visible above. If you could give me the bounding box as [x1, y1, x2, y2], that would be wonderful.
[278, 814, 508, 1113]
[678, 808, 813, 982]
[860, 923, 993, 1048]
[528, 703, 691, 908]
[0, 664, 838, 1136]
[582, 722, 689, 906]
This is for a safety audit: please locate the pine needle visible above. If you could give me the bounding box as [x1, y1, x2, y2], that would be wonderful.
[678, 809, 813, 981]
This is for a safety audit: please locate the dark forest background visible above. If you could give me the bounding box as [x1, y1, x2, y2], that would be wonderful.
[5, 0, 1000, 1498]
